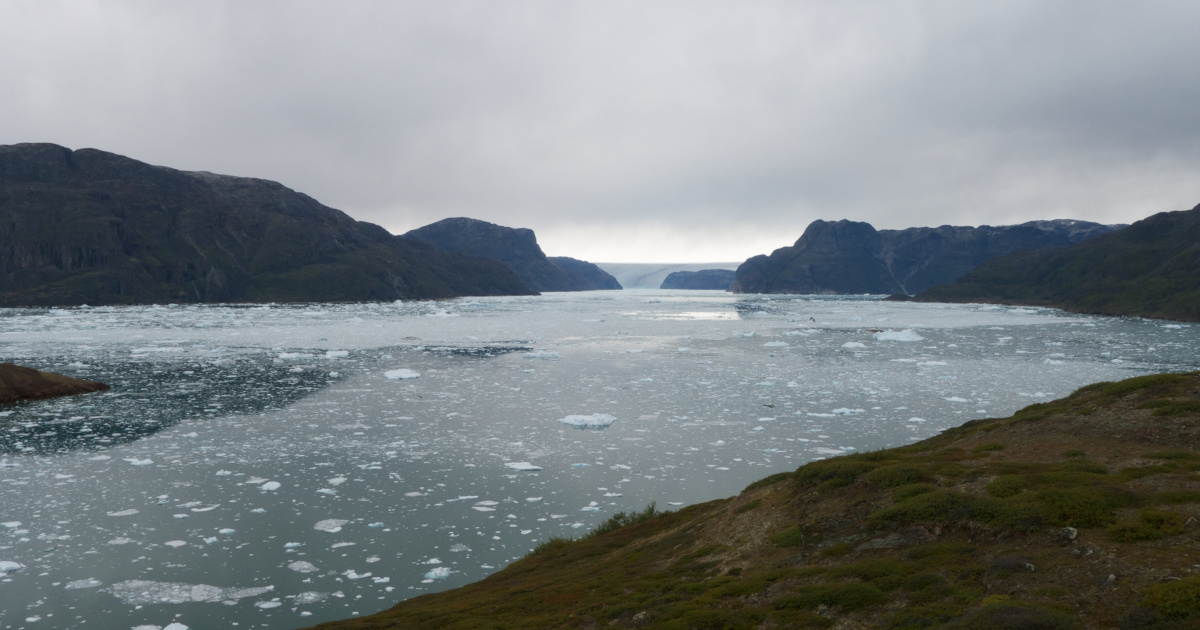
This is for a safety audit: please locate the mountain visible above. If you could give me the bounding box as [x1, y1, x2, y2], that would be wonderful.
[912, 204, 1200, 322]
[404, 218, 620, 292]
[730, 219, 1122, 295]
[660, 269, 736, 290]
[306, 371, 1200, 630]
[548, 256, 623, 290]
[0, 143, 532, 306]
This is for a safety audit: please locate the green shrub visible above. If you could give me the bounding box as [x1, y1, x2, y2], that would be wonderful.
[734, 499, 762, 514]
[1145, 451, 1198, 461]
[1030, 485, 1135, 527]
[526, 536, 573, 558]
[772, 582, 887, 612]
[827, 559, 915, 591]
[973, 443, 1005, 453]
[867, 465, 935, 488]
[987, 475, 1028, 498]
[888, 602, 966, 629]
[1140, 575, 1200, 620]
[796, 458, 878, 490]
[1063, 449, 1086, 458]
[949, 600, 1080, 629]
[771, 526, 806, 548]
[587, 502, 665, 538]
[1139, 509, 1184, 534]
[892, 483, 938, 501]
[1152, 490, 1200, 504]
[1107, 521, 1163, 542]
[743, 471, 794, 493]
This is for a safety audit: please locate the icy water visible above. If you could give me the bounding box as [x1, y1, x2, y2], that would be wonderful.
[2, 291, 1198, 630]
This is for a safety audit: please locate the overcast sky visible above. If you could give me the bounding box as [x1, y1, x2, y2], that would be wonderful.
[3, 1, 1199, 262]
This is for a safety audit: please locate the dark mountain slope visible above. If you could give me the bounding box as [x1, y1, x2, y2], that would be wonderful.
[0, 143, 532, 306]
[660, 269, 736, 290]
[914, 204, 1200, 322]
[307, 371, 1200, 629]
[548, 256, 623, 290]
[731, 219, 1121, 295]
[405, 217, 619, 292]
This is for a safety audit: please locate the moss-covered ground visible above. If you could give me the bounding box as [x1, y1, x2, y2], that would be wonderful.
[306, 373, 1200, 629]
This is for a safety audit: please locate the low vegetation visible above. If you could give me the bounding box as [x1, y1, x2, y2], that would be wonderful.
[307, 372, 1200, 629]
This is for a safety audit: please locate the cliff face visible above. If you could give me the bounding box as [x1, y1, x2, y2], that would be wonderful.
[0, 143, 532, 306]
[914, 204, 1200, 322]
[405, 218, 619, 292]
[731, 219, 1122, 295]
[659, 269, 736, 290]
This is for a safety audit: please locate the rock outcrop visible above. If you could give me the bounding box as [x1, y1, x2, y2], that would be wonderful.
[405, 218, 619, 292]
[0, 363, 109, 404]
[659, 269, 736, 290]
[731, 219, 1122, 295]
[0, 143, 532, 306]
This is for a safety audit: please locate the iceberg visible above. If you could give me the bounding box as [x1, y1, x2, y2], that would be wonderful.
[557, 413, 617, 430]
[384, 369, 420, 380]
[873, 329, 924, 342]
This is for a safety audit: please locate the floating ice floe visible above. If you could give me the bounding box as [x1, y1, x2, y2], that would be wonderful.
[107, 580, 273, 605]
[424, 567, 450, 580]
[842, 342, 867, 348]
[294, 592, 327, 604]
[763, 341, 789, 347]
[124, 458, 154, 466]
[907, 417, 926, 423]
[523, 351, 560, 360]
[107, 509, 139, 517]
[504, 462, 543, 471]
[557, 414, 617, 429]
[65, 578, 102, 589]
[384, 369, 420, 380]
[325, 350, 349, 359]
[0, 561, 26, 575]
[873, 329, 924, 342]
[943, 397, 968, 403]
[313, 519, 350, 533]
[163, 540, 187, 548]
[132, 624, 189, 630]
[288, 561, 318, 573]
[831, 408, 865, 415]
[277, 352, 314, 360]
[260, 481, 281, 491]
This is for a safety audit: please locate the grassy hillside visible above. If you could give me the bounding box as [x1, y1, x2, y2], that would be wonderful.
[307, 372, 1200, 629]
[913, 205, 1200, 322]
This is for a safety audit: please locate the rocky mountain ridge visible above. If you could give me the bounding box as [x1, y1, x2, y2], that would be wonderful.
[0, 143, 533, 306]
[912, 203, 1200, 322]
[731, 219, 1123, 296]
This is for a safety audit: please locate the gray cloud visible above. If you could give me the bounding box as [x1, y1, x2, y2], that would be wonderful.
[3, 1, 1199, 261]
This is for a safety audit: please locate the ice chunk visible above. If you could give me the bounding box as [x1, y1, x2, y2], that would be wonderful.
[325, 350, 349, 359]
[1, 521, 20, 528]
[0, 561, 26, 575]
[424, 567, 451, 580]
[124, 458, 154, 466]
[260, 481, 281, 491]
[384, 369, 420, 380]
[504, 462, 543, 471]
[763, 341, 789, 347]
[108, 537, 133, 545]
[278, 352, 314, 360]
[907, 417, 926, 423]
[164, 540, 187, 548]
[831, 408, 865, 415]
[107, 509, 139, 517]
[523, 351, 561, 360]
[314, 519, 350, 533]
[294, 592, 327, 604]
[108, 580, 273, 605]
[841, 342, 866, 349]
[943, 397, 968, 403]
[255, 601, 282, 609]
[873, 329, 924, 342]
[557, 414, 617, 429]
[288, 561, 318, 573]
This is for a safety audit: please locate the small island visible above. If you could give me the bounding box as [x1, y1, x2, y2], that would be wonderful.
[0, 363, 109, 404]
